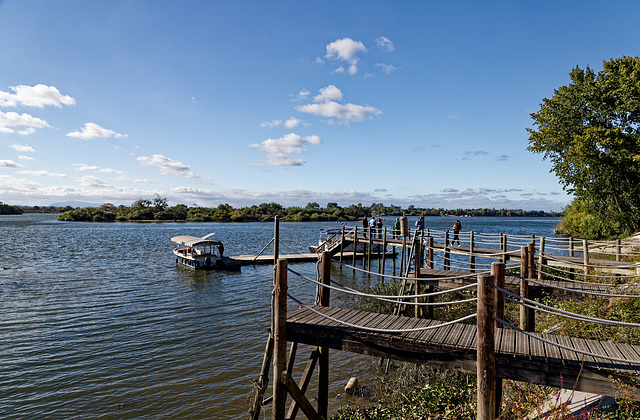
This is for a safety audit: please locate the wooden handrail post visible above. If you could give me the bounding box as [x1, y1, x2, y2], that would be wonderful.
[616, 239, 622, 262]
[477, 273, 496, 420]
[583, 239, 590, 275]
[519, 246, 529, 331]
[382, 227, 387, 275]
[469, 231, 476, 273]
[444, 230, 450, 270]
[339, 225, 344, 264]
[273, 259, 288, 420]
[427, 236, 434, 269]
[318, 252, 331, 419]
[414, 236, 422, 318]
[491, 262, 505, 418]
[352, 227, 357, 271]
[537, 237, 545, 281]
[526, 242, 535, 331]
[568, 236, 575, 280]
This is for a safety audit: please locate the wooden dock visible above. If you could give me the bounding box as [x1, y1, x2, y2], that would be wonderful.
[232, 250, 396, 265]
[286, 305, 640, 396]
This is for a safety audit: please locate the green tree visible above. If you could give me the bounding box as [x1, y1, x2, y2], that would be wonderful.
[527, 56, 640, 237]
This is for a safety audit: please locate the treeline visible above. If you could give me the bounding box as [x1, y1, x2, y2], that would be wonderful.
[0, 202, 23, 215]
[56, 196, 561, 222]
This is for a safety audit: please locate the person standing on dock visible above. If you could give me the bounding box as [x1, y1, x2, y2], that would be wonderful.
[369, 216, 377, 238]
[376, 218, 383, 238]
[362, 216, 368, 236]
[451, 220, 462, 246]
[415, 215, 424, 232]
[393, 218, 400, 239]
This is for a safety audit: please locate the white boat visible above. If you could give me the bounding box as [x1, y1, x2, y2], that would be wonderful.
[171, 234, 241, 271]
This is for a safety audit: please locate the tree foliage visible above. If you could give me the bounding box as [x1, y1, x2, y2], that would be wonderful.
[527, 56, 640, 237]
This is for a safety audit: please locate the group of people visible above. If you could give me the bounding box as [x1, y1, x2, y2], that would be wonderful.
[362, 215, 463, 245]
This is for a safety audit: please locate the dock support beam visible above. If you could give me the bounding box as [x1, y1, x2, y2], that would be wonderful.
[477, 272, 496, 420]
[272, 259, 288, 420]
[318, 252, 331, 419]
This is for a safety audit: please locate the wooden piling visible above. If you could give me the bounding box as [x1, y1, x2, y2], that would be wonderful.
[427, 236, 434, 269]
[519, 246, 530, 332]
[248, 333, 274, 420]
[444, 230, 450, 270]
[616, 239, 622, 262]
[382, 227, 387, 275]
[272, 259, 288, 420]
[492, 262, 505, 417]
[414, 236, 422, 318]
[583, 239, 590, 275]
[526, 242, 535, 331]
[318, 252, 331, 419]
[477, 272, 496, 420]
[339, 225, 344, 264]
[537, 237, 545, 282]
[352, 227, 357, 272]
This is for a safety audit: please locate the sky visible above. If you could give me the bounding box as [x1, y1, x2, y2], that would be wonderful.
[1, 1, 639, 211]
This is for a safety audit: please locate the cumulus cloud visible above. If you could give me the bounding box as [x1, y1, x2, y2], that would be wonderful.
[0, 84, 76, 108]
[10, 144, 35, 153]
[77, 175, 113, 188]
[296, 85, 382, 124]
[248, 133, 322, 167]
[18, 155, 34, 160]
[261, 119, 282, 128]
[376, 36, 394, 52]
[313, 85, 343, 103]
[0, 111, 49, 134]
[284, 117, 309, 129]
[67, 122, 127, 140]
[114, 175, 155, 184]
[75, 164, 124, 174]
[0, 159, 24, 168]
[325, 37, 367, 75]
[18, 170, 69, 178]
[376, 63, 397, 74]
[136, 154, 200, 179]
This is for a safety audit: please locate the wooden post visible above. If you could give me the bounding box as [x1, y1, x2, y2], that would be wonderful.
[318, 252, 331, 419]
[537, 236, 545, 282]
[414, 236, 422, 318]
[616, 239, 622, 262]
[367, 234, 372, 272]
[519, 246, 529, 331]
[491, 262, 505, 418]
[382, 227, 387, 275]
[400, 235, 407, 275]
[444, 230, 450, 270]
[568, 236, 574, 280]
[339, 225, 344, 264]
[427, 236, 434, 269]
[469, 231, 476, 273]
[583, 239, 590, 275]
[249, 333, 274, 420]
[526, 242, 535, 331]
[274, 216, 280, 263]
[273, 259, 288, 420]
[501, 234, 508, 264]
[420, 230, 425, 268]
[477, 273, 496, 420]
[352, 227, 357, 272]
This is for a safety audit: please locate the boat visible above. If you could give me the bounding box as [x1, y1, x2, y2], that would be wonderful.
[171, 233, 241, 271]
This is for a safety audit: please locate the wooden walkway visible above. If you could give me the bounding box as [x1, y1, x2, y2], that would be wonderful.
[287, 305, 640, 397]
[232, 251, 396, 265]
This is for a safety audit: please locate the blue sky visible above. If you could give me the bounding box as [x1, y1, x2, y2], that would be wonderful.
[1, 1, 639, 211]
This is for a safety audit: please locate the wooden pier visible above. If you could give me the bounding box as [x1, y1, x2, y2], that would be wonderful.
[248, 219, 640, 420]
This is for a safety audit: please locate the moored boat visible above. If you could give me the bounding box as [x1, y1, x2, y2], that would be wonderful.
[171, 234, 241, 271]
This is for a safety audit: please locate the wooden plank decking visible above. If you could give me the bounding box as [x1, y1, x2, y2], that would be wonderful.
[287, 305, 640, 397]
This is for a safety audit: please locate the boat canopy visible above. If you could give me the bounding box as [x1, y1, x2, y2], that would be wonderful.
[171, 235, 222, 247]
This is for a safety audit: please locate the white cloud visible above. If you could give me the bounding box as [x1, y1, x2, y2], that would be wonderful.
[325, 37, 367, 75]
[0, 84, 76, 108]
[67, 122, 127, 140]
[114, 175, 155, 184]
[296, 101, 382, 123]
[10, 144, 36, 153]
[18, 170, 69, 178]
[313, 85, 343, 103]
[376, 36, 394, 52]
[136, 154, 200, 179]
[18, 127, 36, 135]
[261, 119, 282, 128]
[0, 110, 49, 134]
[376, 63, 397, 74]
[248, 133, 322, 167]
[18, 155, 34, 160]
[0, 159, 24, 168]
[75, 164, 124, 174]
[77, 175, 113, 188]
[283, 117, 309, 129]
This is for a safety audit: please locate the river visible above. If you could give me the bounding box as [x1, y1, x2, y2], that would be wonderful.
[0, 214, 559, 419]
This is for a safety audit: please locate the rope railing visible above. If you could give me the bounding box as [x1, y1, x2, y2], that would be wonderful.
[532, 263, 640, 283]
[540, 251, 640, 269]
[287, 292, 477, 333]
[287, 266, 478, 303]
[332, 259, 485, 281]
[495, 317, 640, 366]
[496, 286, 640, 327]
[524, 277, 640, 298]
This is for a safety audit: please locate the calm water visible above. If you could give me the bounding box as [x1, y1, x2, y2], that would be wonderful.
[0, 215, 559, 419]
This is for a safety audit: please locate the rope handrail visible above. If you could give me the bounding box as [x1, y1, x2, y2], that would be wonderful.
[287, 266, 479, 301]
[496, 286, 640, 327]
[535, 260, 640, 279]
[287, 293, 477, 333]
[332, 259, 488, 281]
[495, 317, 640, 366]
[540, 252, 640, 269]
[524, 276, 640, 298]
[532, 265, 640, 284]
